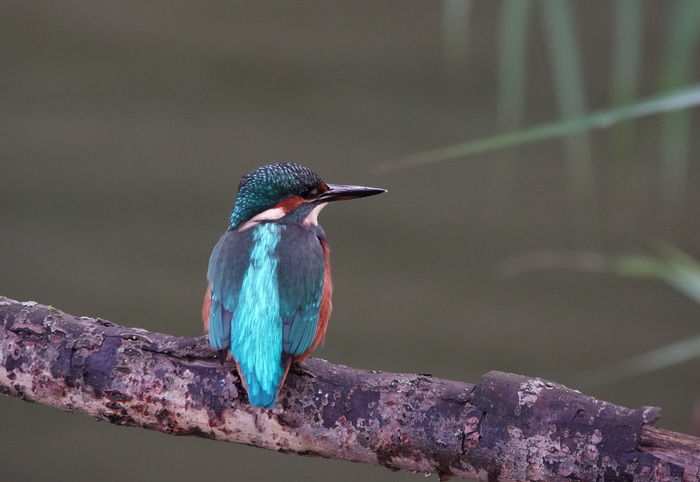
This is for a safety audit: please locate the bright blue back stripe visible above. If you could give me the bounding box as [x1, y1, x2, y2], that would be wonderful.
[231, 223, 285, 407]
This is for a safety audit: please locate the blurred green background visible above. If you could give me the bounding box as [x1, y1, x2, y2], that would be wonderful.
[2, 1, 700, 480]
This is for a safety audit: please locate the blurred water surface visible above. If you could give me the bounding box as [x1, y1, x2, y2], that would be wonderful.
[1, 2, 699, 481]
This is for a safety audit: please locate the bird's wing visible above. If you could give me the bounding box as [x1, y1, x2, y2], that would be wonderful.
[276, 224, 326, 359]
[206, 228, 250, 352]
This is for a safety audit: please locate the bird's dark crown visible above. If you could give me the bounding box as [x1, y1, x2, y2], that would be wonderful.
[229, 163, 326, 228]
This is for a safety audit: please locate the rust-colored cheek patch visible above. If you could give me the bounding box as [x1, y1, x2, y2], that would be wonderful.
[274, 196, 305, 213]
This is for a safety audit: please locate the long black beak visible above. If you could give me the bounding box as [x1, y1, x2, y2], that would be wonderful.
[317, 183, 387, 202]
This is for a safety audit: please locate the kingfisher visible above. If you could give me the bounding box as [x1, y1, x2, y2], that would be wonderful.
[202, 163, 385, 409]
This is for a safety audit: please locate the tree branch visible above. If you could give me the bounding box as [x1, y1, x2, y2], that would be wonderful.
[1, 296, 698, 480]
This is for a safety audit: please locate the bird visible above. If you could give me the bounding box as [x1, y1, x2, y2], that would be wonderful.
[202, 163, 385, 409]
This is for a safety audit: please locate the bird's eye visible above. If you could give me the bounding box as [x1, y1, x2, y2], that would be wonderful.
[302, 187, 322, 199]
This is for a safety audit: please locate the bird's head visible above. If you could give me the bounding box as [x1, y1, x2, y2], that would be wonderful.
[229, 163, 385, 229]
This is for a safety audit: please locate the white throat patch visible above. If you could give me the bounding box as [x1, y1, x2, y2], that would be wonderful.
[303, 202, 328, 226]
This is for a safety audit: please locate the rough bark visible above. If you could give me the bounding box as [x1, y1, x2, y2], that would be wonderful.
[0, 296, 698, 481]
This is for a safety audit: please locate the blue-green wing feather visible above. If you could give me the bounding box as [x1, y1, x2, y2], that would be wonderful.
[207, 228, 249, 351]
[277, 224, 326, 358]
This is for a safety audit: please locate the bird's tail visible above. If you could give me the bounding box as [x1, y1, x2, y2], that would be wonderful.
[236, 360, 290, 409]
